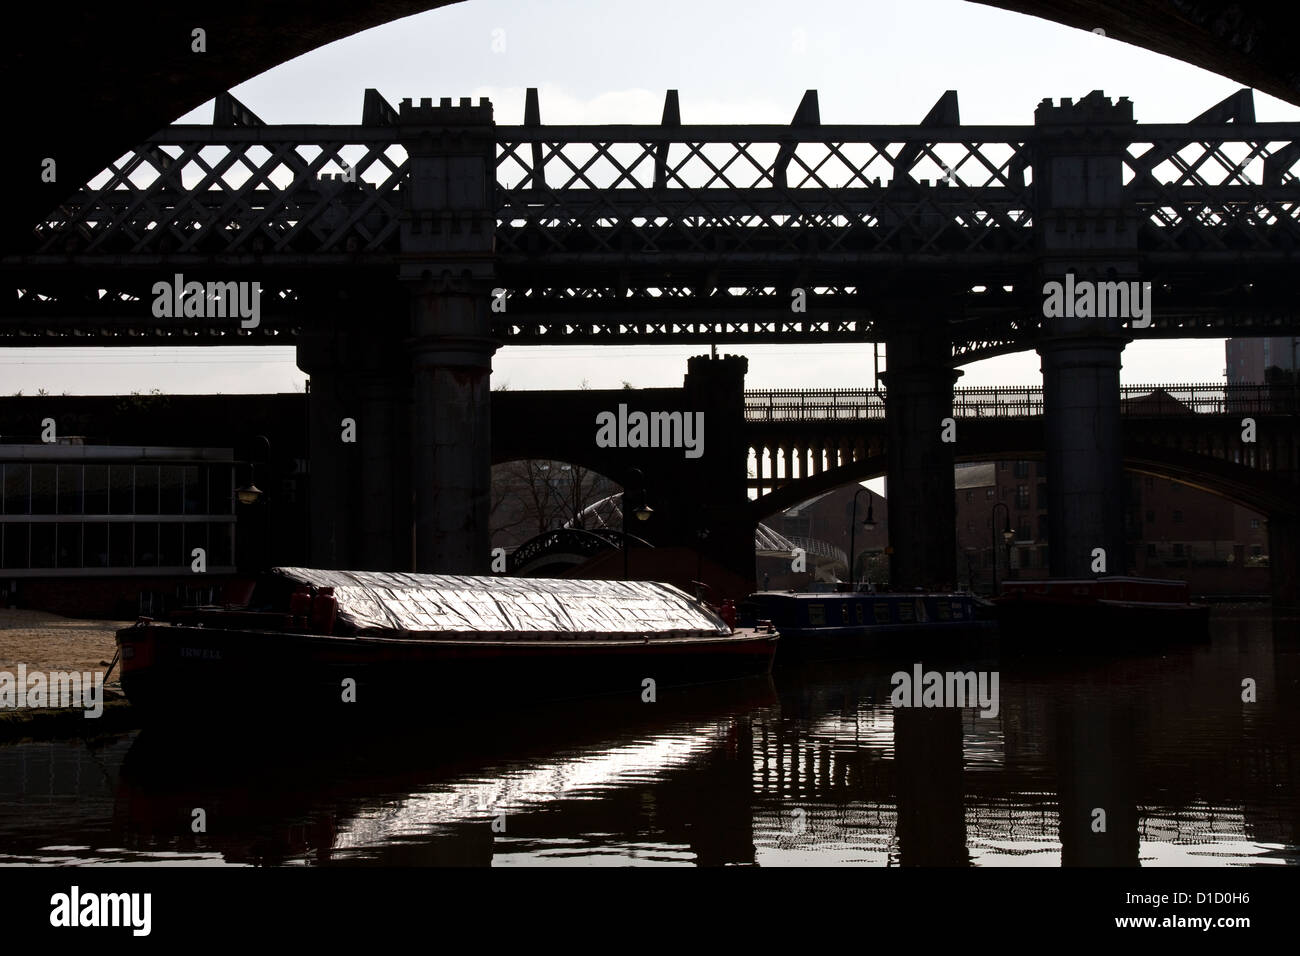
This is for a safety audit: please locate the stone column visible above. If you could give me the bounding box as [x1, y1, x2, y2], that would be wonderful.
[883, 328, 960, 590]
[1033, 92, 1139, 577]
[398, 97, 499, 573]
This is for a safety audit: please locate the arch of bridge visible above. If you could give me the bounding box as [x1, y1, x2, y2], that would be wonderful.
[491, 390, 696, 492]
[749, 442, 1297, 521]
[9, 1, 1300, 249]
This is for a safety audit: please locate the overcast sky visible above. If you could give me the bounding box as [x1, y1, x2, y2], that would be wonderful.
[6, 0, 1297, 396]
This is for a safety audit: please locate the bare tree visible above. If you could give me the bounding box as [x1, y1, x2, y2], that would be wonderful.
[491, 459, 618, 546]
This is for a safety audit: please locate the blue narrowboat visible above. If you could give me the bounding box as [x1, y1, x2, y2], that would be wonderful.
[739, 590, 991, 662]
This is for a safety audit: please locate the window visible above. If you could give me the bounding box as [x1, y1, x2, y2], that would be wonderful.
[1250, 518, 1260, 529]
[30, 465, 57, 515]
[109, 465, 133, 515]
[985, 488, 994, 499]
[57, 466, 83, 515]
[1173, 510, 1183, 523]
[1017, 520, 1031, 541]
[3, 464, 30, 515]
[109, 524, 133, 567]
[160, 466, 184, 514]
[999, 461, 1007, 471]
[208, 466, 233, 515]
[1014, 460, 1029, 478]
[184, 523, 209, 562]
[1251, 545, 1263, 557]
[1037, 482, 1047, 509]
[30, 524, 55, 568]
[1038, 514, 1048, 539]
[182, 466, 204, 514]
[57, 524, 82, 568]
[1146, 543, 1157, 558]
[2, 523, 29, 568]
[1016, 485, 1030, 509]
[159, 522, 184, 567]
[84, 523, 109, 568]
[134, 522, 159, 567]
[84, 466, 108, 514]
[1173, 543, 1184, 557]
[965, 490, 973, 502]
[135, 466, 159, 515]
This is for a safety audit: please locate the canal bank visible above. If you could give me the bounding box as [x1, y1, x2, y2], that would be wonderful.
[0, 608, 139, 742]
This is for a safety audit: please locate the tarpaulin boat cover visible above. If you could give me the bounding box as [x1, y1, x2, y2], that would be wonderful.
[270, 568, 730, 638]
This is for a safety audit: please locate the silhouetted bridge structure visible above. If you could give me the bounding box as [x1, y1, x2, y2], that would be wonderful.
[744, 383, 1299, 513]
[3, 86, 1300, 600]
[493, 373, 1300, 599]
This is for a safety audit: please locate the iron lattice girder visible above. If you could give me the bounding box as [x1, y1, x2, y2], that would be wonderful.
[7, 102, 1300, 348]
[30, 126, 408, 258]
[19, 119, 1300, 263]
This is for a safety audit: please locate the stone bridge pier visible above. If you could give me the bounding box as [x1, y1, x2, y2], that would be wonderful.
[297, 96, 499, 574]
[1034, 92, 1136, 578]
[297, 323, 411, 571]
[882, 325, 960, 590]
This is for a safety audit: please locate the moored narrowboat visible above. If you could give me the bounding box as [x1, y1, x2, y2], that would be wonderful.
[115, 567, 779, 721]
[739, 590, 991, 662]
[992, 576, 1210, 647]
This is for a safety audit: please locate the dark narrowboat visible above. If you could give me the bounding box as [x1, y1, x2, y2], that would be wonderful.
[116, 567, 779, 721]
[739, 590, 990, 662]
[992, 576, 1211, 648]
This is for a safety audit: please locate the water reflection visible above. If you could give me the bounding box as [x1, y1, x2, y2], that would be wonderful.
[0, 608, 1296, 866]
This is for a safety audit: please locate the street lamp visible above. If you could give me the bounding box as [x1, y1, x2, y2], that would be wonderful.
[990, 500, 1013, 595]
[235, 435, 272, 571]
[847, 486, 875, 591]
[235, 483, 263, 506]
[622, 467, 651, 580]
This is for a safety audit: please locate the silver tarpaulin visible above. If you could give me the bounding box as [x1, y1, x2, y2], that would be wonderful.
[270, 568, 730, 637]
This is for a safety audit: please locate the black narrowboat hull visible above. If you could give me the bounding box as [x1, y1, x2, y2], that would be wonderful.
[993, 597, 1211, 649]
[115, 623, 779, 722]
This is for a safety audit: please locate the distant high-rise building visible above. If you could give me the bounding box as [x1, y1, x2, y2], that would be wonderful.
[1226, 337, 1299, 384]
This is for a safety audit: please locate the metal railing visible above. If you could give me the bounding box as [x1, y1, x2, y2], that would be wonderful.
[744, 383, 1297, 421]
[786, 535, 847, 566]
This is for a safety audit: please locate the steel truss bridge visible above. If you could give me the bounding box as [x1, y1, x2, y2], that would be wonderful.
[5, 87, 1300, 361]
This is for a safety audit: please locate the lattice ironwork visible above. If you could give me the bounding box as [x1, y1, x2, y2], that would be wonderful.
[7, 88, 1300, 352]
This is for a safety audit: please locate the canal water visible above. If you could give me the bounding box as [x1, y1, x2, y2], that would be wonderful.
[1, 608, 1296, 866]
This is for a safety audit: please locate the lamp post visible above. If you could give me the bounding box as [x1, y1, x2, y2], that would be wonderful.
[235, 435, 271, 571]
[990, 500, 1013, 595]
[621, 467, 652, 580]
[847, 486, 875, 591]
[695, 503, 709, 598]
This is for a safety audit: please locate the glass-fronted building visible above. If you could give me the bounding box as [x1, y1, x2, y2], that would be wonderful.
[0, 443, 237, 578]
